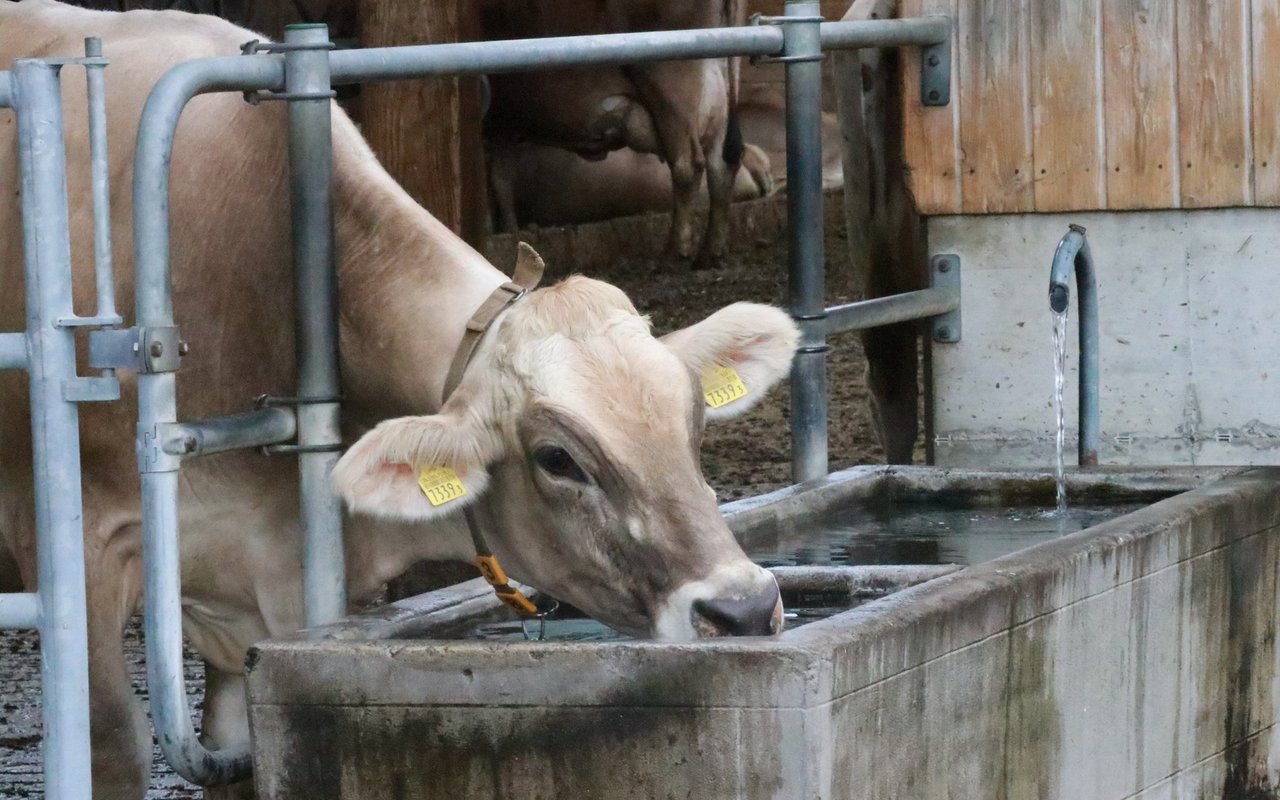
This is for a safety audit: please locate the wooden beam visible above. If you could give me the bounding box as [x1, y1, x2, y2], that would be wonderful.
[357, 0, 486, 244]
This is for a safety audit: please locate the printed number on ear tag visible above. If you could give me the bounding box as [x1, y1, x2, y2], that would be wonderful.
[701, 365, 748, 409]
[417, 466, 467, 507]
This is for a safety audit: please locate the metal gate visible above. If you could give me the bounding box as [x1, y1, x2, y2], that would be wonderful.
[2, 3, 958, 795]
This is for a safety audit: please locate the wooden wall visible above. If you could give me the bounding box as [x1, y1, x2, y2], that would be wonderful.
[901, 0, 1280, 215]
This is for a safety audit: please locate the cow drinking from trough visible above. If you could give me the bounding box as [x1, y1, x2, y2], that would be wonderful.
[480, 0, 746, 267]
[0, 2, 799, 798]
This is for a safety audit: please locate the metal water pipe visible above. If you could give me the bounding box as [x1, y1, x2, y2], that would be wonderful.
[1048, 224, 1100, 467]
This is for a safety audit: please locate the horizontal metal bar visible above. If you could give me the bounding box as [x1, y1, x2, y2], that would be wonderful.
[825, 286, 959, 335]
[329, 26, 781, 83]
[818, 16, 949, 49]
[0, 332, 27, 370]
[324, 17, 949, 86]
[160, 407, 296, 457]
[0, 592, 40, 629]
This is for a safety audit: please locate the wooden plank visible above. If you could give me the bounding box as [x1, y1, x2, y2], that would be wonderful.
[1029, 0, 1104, 211]
[900, 0, 960, 214]
[1175, 0, 1251, 207]
[1254, 0, 1280, 204]
[357, 0, 487, 244]
[1100, 0, 1177, 208]
[957, 0, 1033, 213]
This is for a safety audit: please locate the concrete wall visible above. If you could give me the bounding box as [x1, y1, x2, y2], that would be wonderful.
[929, 209, 1280, 468]
[246, 467, 1280, 799]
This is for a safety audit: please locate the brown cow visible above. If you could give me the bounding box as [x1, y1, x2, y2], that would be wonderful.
[487, 139, 774, 229]
[480, 0, 746, 267]
[0, 3, 798, 798]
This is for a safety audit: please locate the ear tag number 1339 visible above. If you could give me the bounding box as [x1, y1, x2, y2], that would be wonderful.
[702, 364, 748, 409]
[417, 465, 466, 507]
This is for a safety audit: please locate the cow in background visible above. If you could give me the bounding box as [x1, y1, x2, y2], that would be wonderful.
[480, 0, 746, 267]
[487, 139, 774, 229]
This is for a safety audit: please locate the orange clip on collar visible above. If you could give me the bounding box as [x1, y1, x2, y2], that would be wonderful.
[475, 555, 539, 616]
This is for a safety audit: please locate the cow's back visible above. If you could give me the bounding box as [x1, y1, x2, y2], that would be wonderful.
[0, 1, 302, 567]
[0, 2, 299, 435]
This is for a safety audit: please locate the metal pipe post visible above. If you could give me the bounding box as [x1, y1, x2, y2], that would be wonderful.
[132, 57, 278, 788]
[84, 37, 120, 324]
[285, 24, 346, 628]
[1048, 225, 1100, 467]
[13, 59, 94, 800]
[783, 1, 828, 483]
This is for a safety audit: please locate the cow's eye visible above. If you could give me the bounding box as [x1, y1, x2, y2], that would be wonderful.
[533, 446, 589, 483]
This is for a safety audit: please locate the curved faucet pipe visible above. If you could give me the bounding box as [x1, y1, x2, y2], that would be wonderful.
[1047, 224, 1100, 467]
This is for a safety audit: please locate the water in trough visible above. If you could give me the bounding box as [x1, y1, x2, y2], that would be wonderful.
[459, 501, 1146, 642]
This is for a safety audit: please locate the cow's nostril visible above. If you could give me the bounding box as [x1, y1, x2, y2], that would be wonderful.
[691, 581, 782, 637]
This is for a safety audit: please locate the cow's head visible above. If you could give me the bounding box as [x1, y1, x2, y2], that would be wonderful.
[332, 259, 798, 640]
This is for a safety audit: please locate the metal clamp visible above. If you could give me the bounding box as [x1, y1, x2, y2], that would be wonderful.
[749, 12, 826, 65]
[240, 39, 337, 55]
[88, 326, 186, 373]
[240, 39, 338, 104]
[254, 394, 344, 456]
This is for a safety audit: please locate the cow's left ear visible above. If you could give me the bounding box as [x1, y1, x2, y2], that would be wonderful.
[661, 302, 799, 421]
[331, 413, 499, 521]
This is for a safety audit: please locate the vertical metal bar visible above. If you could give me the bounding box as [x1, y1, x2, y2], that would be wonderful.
[784, 1, 828, 483]
[133, 61, 275, 789]
[285, 24, 346, 627]
[13, 58, 94, 800]
[84, 37, 120, 325]
[0, 71, 12, 108]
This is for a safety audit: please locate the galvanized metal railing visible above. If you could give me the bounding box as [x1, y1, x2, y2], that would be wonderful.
[4, 5, 960, 793]
[0, 39, 124, 800]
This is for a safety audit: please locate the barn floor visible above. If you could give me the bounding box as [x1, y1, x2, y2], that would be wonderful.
[0, 191, 908, 797]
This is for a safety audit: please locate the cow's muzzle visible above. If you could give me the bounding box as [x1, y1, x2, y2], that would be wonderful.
[692, 579, 783, 637]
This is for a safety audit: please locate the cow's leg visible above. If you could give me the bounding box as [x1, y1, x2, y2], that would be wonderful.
[83, 522, 151, 800]
[486, 141, 521, 233]
[697, 108, 742, 269]
[628, 60, 729, 264]
[200, 663, 255, 800]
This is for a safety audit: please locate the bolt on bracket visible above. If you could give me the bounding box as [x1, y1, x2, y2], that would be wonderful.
[88, 326, 185, 373]
[930, 254, 961, 343]
[920, 28, 951, 106]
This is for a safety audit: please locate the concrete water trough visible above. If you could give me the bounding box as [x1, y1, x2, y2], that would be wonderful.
[245, 465, 1280, 799]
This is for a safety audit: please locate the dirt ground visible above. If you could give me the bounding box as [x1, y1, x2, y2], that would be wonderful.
[0, 191, 907, 797]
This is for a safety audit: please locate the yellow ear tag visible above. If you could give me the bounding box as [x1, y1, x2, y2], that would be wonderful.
[417, 466, 467, 507]
[701, 364, 748, 409]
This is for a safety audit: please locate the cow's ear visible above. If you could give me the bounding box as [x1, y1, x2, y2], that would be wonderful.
[661, 302, 799, 421]
[332, 413, 497, 521]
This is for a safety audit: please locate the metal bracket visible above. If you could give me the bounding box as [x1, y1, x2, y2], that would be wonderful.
[88, 326, 185, 373]
[240, 38, 338, 104]
[63, 376, 120, 403]
[748, 12, 826, 65]
[930, 254, 961, 343]
[920, 29, 951, 106]
[137, 424, 182, 474]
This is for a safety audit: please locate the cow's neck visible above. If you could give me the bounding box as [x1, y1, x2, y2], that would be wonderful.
[332, 143, 507, 426]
